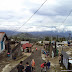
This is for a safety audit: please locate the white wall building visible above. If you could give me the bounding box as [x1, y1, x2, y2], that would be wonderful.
[21, 41, 29, 44]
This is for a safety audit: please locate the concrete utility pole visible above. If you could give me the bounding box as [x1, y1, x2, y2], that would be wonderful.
[57, 35, 58, 41]
[69, 33, 71, 41]
[51, 35, 52, 41]
[54, 41, 56, 56]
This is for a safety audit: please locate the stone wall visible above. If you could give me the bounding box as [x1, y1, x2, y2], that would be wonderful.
[12, 43, 22, 59]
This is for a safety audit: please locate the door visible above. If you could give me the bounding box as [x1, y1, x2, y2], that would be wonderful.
[1, 41, 3, 50]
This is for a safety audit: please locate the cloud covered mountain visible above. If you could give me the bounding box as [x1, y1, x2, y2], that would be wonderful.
[0, 30, 72, 38]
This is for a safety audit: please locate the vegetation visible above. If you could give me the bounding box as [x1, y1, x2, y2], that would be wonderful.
[9, 33, 43, 43]
[44, 36, 66, 42]
[45, 36, 50, 41]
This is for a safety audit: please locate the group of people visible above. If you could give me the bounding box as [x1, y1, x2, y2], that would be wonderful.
[41, 60, 50, 72]
[17, 59, 35, 72]
[17, 59, 50, 72]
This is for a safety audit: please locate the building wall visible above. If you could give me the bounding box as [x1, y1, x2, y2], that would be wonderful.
[12, 43, 22, 59]
[21, 41, 29, 44]
[0, 42, 1, 53]
[63, 57, 68, 69]
[0, 42, 5, 53]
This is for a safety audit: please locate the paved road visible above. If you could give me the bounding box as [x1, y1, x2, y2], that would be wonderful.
[10, 45, 44, 72]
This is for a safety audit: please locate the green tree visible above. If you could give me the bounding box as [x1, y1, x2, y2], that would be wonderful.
[53, 37, 56, 41]
[45, 36, 49, 41]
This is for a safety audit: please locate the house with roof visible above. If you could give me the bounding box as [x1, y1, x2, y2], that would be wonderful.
[43, 41, 50, 49]
[43, 41, 58, 57]
[21, 41, 29, 45]
[22, 43, 32, 52]
[10, 42, 22, 59]
[61, 47, 72, 70]
[0, 32, 8, 53]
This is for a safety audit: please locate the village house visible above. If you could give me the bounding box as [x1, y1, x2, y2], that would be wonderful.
[21, 41, 29, 45]
[43, 41, 50, 50]
[0, 32, 8, 53]
[22, 43, 32, 53]
[56, 41, 68, 47]
[60, 46, 72, 70]
[21, 41, 29, 51]
[10, 41, 22, 59]
[43, 41, 58, 57]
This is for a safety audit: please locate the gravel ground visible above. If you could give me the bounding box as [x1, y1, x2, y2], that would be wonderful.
[10, 45, 62, 72]
[10, 45, 44, 72]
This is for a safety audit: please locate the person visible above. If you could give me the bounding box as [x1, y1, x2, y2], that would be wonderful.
[43, 62, 47, 72]
[47, 60, 50, 69]
[25, 62, 31, 72]
[17, 61, 24, 72]
[36, 48, 37, 51]
[41, 63, 44, 72]
[59, 54, 61, 66]
[41, 62, 47, 72]
[32, 49, 34, 53]
[31, 59, 35, 72]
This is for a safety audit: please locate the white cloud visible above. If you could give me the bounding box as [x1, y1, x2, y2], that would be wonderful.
[0, 0, 25, 11]
[0, 0, 72, 32]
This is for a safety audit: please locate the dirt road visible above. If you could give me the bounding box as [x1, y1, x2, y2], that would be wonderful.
[10, 45, 44, 72]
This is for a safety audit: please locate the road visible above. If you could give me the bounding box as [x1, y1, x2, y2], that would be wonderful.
[10, 45, 44, 72]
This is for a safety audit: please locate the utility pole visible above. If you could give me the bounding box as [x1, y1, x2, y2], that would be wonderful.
[51, 35, 52, 41]
[69, 33, 71, 41]
[57, 35, 58, 42]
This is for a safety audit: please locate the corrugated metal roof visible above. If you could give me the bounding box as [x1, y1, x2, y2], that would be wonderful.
[0, 32, 5, 42]
[22, 43, 32, 49]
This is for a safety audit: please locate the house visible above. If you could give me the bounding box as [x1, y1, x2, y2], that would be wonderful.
[43, 41, 50, 49]
[22, 43, 32, 52]
[0, 32, 8, 53]
[56, 41, 68, 47]
[43, 41, 58, 57]
[21, 41, 29, 45]
[10, 42, 22, 59]
[38, 41, 42, 44]
[61, 51, 69, 69]
[12, 43, 22, 59]
[61, 47, 72, 69]
[62, 41, 68, 46]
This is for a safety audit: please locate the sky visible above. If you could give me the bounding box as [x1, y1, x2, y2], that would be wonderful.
[0, 0, 72, 32]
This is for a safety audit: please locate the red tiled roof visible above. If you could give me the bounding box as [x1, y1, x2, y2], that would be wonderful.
[22, 43, 32, 49]
[0, 32, 5, 42]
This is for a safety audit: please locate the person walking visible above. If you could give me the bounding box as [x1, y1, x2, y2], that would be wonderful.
[41, 62, 47, 72]
[47, 60, 50, 69]
[17, 61, 24, 72]
[59, 54, 61, 66]
[25, 62, 31, 72]
[43, 62, 47, 72]
[31, 59, 35, 72]
[36, 48, 37, 51]
[41, 63, 44, 72]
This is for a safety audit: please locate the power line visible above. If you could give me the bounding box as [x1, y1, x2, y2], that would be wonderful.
[62, 9, 72, 24]
[11, 0, 47, 35]
[56, 9, 72, 31]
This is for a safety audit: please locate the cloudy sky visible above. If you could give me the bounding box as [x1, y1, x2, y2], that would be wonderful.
[0, 0, 72, 32]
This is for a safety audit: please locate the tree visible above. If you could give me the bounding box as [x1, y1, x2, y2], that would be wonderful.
[59, 37, 66, 42]
[45, 36, 49, 41]
[52, 37, 56, 41]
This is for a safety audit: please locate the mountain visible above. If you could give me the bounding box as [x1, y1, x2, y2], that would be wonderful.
[29, 31, 72, 37]
[15, 33, 36, 38]
[0, 30, 72, 37]
[0, 30, 20, 36]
